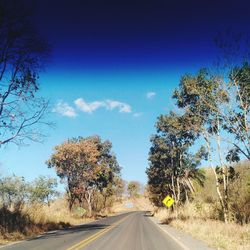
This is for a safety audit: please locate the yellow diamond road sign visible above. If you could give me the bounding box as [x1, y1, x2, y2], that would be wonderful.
[162, 195, 174, 208]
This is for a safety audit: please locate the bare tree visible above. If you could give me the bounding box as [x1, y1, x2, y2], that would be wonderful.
[0, 0, 51, 146]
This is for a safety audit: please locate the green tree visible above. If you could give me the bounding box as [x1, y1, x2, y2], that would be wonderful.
[146, 112, 205, 207]
[29, 176, 58, 206]
[0, 175, 29, 210]
[172, 68, 239, 222]
[127, 181, 140, 198]
[224, 63, 250, 161]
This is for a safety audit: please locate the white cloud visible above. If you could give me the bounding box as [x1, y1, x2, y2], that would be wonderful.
[106, 100, 132, 113]
[75, 98, 132, 114]
[74, 98, 106, 113]
[146, 91, 156, 99]
[53, 101, 77, 118]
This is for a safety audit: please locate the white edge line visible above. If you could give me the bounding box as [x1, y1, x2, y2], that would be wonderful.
[149, 216, 190, 250]
[0, 241, 24, 249]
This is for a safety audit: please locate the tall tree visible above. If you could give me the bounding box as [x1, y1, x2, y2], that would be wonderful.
[173, 69, 236, 222]
[47, 136, 121, 216]
[0, 0, 51, 146]
[224, 63, 250, 161]
[147, 112, 205, 207]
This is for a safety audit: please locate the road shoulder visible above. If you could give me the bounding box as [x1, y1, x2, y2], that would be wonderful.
[149, 216, 214, 250]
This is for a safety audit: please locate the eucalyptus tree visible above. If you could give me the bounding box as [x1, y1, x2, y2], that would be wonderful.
[212, 32, 250, 161]
[147, 112, 205, 208]
[173, 69, 236, 222]
[224, 63, 250, 162]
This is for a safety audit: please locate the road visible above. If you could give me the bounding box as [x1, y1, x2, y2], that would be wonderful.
[2, 212, 184, 250]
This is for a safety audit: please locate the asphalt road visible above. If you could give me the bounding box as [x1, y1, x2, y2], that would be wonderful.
[1, 212, 184, 250]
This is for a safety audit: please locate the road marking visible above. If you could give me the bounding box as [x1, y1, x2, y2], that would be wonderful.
[67, 215, 129, 250]
[149, 217, 189, 250]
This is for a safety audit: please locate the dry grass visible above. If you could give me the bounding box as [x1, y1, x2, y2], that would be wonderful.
[0, 198, 93, 244]
[111, 196, 154, 214]
[154, 205, 250, 250]
[111, 198, 133, 213]
[171, 219, 250, 250]
[132, 196, 154, 211]
[25, 198, 93, 226]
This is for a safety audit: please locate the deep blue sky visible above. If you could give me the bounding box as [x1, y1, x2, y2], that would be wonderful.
[35, 0, 250, 71]
[1, 0, 250, 188]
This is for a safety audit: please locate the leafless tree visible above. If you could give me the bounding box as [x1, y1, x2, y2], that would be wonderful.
[0, 0, 52, 146]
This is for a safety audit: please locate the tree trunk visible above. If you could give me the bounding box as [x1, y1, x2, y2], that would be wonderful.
[88, 201, 92, 217]
[185, 188, 189, 204]
[204, 130, 228, 223]
[85, 189, 93, 217]
[216, 117, 229, 223]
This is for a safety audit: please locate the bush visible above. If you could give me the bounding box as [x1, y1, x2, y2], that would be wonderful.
[29, 176, 58, 206]
[0, 175, 29, 211]
[228, 164, 250, 224]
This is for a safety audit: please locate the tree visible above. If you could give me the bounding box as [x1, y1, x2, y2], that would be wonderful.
[146, 112, 205, 207]
[212, 32, 250, 162]
[0, 175, 29, 210]
[147, 32, 249, 223]
[172, 68, 239, 222]
[0, 0, 51, 146]
[47, 136, 121, 216]
[114, 177, 126, 200]
[127, 181, 140, 198]
[29, 176, 58, 206]
[224, 63, 250, 161]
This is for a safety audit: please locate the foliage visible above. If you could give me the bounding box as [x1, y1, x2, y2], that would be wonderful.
[47, 135, 121, 216]
[127, 181, 140, 198]
[147, 112, 205, 207]
[0, 175, 29, 210]
[147, 40, 250, 223]
[0, 0, 51, 146]
[0, 175, 59, 210]
[228, 162, 250, 224]
[114, 177, 126, 200]
[29, 176, 58, 206]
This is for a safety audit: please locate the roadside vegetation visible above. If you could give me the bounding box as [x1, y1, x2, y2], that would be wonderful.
[47, 135, 123, 217]
[0, 135, 126, 243]
[146, 34, 250, 249]
[153, 164, 250, 250]
[0, 175, 67, 243]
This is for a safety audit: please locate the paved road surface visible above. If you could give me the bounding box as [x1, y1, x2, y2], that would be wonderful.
[1, 212, 184, 250]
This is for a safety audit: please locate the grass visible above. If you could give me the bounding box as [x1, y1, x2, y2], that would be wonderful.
[111, 196, 154, 214]
[0, 196, 150, 244]
[154, 205, 250, 250]
[25, 198, 93, 225]
[0, 198, 94, 244]
[171, 219, 250, 250]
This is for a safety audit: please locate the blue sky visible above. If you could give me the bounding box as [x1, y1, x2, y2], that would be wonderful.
[0, 66, 196, 185]
[1, 0, 249, 189]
